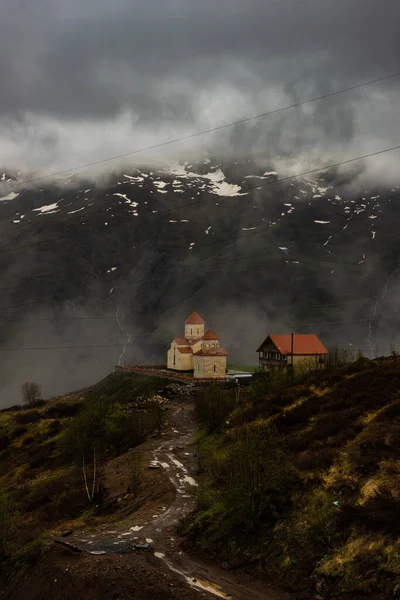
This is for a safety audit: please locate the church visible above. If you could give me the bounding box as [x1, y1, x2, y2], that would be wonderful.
[167, 311, 228, 378]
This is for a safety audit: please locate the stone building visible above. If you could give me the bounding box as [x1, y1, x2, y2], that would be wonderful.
[167, 311, 227, 378]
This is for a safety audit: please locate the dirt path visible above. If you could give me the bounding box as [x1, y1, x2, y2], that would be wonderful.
[64, 404, 290, 600]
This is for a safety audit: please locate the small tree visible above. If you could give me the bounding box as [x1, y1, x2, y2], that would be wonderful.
[20, 382, 41, 406]
[194, 384, 235, 432]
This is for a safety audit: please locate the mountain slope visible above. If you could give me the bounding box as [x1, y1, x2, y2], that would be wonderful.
[189, 357, 400, 599]
[0, 157, 399, 404]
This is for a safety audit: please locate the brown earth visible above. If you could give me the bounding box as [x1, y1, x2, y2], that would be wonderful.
[7, 402, 290, 600]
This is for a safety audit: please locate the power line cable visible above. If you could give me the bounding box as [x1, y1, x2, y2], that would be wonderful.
[0, 247, 379, 315]
[2, 70, 400, 188]
[0, 315, 396, 352]
[1, 142, 399, 263]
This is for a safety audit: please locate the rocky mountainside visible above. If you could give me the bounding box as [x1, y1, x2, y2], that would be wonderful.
[0, 157, 399, 404]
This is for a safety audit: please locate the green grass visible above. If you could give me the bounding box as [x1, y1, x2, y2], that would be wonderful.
[227, 364, 258, 372]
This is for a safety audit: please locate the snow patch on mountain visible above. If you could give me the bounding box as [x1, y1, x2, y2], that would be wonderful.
[153, 181, 168, 193]
[33, 202, 59, 214]
[67, 207, 85, 215]
[0, 192, 19, 202]
[161, 163, 244, 196]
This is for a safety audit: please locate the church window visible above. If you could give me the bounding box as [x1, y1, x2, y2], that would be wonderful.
[206, 343, 209, 351]
[213, 365, 216, 372]
[190, 328, 192, 335]
[197, 328, 199, 334]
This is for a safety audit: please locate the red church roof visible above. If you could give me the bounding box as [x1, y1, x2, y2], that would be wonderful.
[174, 337, 189, 346]
[202, 329, 219, 340]
[184, 311, 205, 325]
[257, 334, 328, 355]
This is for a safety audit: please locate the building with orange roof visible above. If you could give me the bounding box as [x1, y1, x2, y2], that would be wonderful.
[167, 312, 227, 378]
[257, 333, 328, 372]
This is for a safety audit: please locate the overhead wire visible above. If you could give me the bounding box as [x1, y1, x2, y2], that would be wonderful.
[0, 72, 398, 353]
[0, 318, 395, 352]
[0, 141, 399, 264]
[1, 69, 400, 189]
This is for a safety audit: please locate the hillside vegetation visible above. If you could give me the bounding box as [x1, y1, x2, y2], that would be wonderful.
[0, 372, 165, 589]
[190, 358, 400, 599]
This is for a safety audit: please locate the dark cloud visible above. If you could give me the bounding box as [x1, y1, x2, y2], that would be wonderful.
[1, 0, 400, 171]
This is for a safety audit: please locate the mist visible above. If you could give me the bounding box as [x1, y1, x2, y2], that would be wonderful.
[1, 0, 400, 182]
[1, 0, 400, 408]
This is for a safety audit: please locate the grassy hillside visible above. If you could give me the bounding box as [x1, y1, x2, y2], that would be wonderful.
[189, 358, 400, 599]
[0, 372, 167, 590]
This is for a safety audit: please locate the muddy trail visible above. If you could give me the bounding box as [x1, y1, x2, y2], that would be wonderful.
[60, 404, 290, 600]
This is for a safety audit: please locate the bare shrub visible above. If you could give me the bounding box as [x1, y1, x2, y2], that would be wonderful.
[20, 382, 42, 406]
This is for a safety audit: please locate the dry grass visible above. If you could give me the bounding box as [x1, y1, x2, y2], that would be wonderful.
[191, 357, 400, 599]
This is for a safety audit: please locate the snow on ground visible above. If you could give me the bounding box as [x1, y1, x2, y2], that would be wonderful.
[161, 163, 244, 196]
[113, 192, 139, 208]
[0, 192, 19, 201]
[153, 181, 168, 193]
[314, 220, 330, 224]
[213, 179, 244, 196]
[33, 202, 59, 214]
[124, 174, 145, 182]
[114, 192, 129, 202]
[358, 254, 366, 264]
[183, 475, 198, 487]
[242, 226, 257, 231]
[106, 267, 118, 273]
[67, 207, 85, 214]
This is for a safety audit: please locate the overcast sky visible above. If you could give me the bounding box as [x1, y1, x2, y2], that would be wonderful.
[1, 0, 400, 175]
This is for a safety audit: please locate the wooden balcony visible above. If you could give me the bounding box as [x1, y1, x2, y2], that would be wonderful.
[259, 356, 289, 368]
